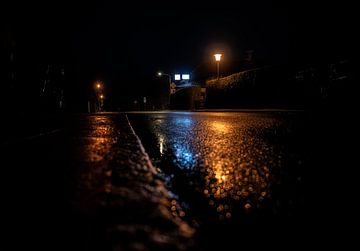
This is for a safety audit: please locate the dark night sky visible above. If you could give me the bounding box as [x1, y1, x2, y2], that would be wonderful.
[2, 1, 353, 108]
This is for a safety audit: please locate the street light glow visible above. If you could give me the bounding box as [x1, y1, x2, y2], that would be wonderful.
[214, 54, 222, 62]
[157, 72, 162, 76]
[100, 94, 104, 99]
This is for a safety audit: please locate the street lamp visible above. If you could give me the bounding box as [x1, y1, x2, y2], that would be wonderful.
[157, 71, 171, 109]
[99, 94, 104, 111]
[214, 53, 222, 79]
[157, 72, 171, 84]
[95, 81, 102, 90]
[93, 81, 104, 112]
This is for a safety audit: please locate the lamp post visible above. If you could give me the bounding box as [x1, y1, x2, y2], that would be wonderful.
[214, 53, 222, 79]
[94, 81, 104, 112]
[157, 72, 171, 109]
[99, 94, 104, 111]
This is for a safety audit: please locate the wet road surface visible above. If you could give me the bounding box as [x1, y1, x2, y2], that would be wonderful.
[128, 111, 305, 249]
[2, 113, 193, 251]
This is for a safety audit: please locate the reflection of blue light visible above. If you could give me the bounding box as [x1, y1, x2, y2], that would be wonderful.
[174, 143, 195, 170]
[173, 112, 192, 115]
[174, 117, 192, 127]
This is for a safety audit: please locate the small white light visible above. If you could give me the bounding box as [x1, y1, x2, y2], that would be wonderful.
[174, 74, 181, 80]
[182, 74, 190, 80]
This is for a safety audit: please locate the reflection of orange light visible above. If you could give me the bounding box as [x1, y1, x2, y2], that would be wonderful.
[83, 116, 114, 161]
[215, 171, 222, 181]
[214, 163, 227, 183]
[211, 121, 229, 133]
[104, 182, 112, 193]
[201, 119, 273, 218]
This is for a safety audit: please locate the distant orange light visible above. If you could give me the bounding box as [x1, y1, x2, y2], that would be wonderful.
[100, 94, 104, 99]
[214, 53, 222, 62]
[96, 84, 101, 88]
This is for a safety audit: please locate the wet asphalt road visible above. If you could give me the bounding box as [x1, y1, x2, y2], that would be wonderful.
[1, 113, 193, 251]
[1, 111, 305, 250]
[128, 111, 305, 249]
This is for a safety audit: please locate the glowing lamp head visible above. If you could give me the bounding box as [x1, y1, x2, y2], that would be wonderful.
[96, 83, 101, 88]
[100, 94, 104, 99]
[214, 53, 222, 62]
[157, 72, 162, 76]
